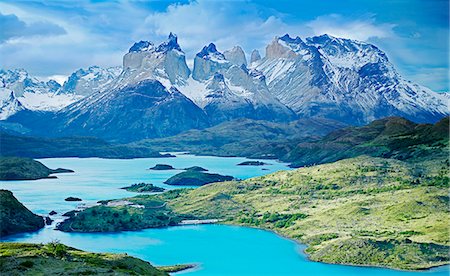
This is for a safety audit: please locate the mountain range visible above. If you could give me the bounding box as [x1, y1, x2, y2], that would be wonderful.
[1, 33, 448, 141]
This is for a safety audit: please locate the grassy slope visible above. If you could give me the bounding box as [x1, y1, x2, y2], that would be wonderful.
[0, 190, 44, 237]
[0, 242, 167, 275]
[0, 132, 166, 159]
[163, 156, 449, 270]
[286, 116, 449, 167]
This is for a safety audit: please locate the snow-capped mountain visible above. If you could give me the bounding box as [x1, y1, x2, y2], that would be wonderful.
[40, 34, 294, 140]
[0, 87, 25, 120]
[181, 42, 295, 123]
[58, 66, 122, 96]
[109, 34, 295, 124]
[113, 33, 190, 89]
[0, 69, 82, 117]
[4, 33, 448, 141]
[252, 34, 448, 124]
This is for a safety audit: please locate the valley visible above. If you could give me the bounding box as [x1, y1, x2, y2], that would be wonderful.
[0, 9, 448, 274]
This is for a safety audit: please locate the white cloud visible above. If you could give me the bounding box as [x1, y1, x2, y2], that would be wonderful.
[134, 0, 301, 59]
[306, 14, 396, 41]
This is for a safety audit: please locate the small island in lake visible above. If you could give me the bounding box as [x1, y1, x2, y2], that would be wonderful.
[0, 157, 74, 180]
[65, 197, 82, 202]
[121, 183, 165, 193]
[237, 161, 267, 166]
[184, 166, 208, 172]
[149, 164, 175, 170]
[164, 171, 233, 186]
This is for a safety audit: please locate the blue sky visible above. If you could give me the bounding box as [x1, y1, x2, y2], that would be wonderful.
[0, 0, 448, 91]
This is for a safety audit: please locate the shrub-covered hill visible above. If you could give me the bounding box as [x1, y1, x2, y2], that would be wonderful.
[0, 190, 44, 237]
[285, 116, 449, 167]
[0, 157, 73, 180]
[57, 154, 449, 270]
[162, 156, 449, 270]
[0, 242, 167, 275]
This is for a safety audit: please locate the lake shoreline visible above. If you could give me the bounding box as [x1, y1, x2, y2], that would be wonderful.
[214, 222, 449, 273]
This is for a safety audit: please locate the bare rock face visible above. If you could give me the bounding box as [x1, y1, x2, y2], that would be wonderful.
[192, 43, 231, 81]
[250, 49, 261, 64]
[121, 33, 190, 86]
[265, 37, 298, 59]
[224, 46, 247, 67]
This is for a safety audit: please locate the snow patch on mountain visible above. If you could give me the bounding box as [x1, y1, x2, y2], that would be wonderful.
[253, 33, 449, 124]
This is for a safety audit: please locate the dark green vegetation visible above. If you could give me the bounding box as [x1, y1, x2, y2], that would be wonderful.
[0, 190, 44, 237]
[134, 118, 346, 159]
[149, 164, 174, 170]
[0, 242, 167, 275]
[121, 183, 165, 193]
[65, 197, 82, 202]
[0, 157, 73, 180]
[285, 116, 449, 167]
[0, 132, 171, 159]
[56, 198, 192, 232]
[237, 161, 267, 166]
[184, 166, 208, 172]
[164, 171, 234, 186]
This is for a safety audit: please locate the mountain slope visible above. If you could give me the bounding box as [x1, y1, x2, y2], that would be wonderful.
[0, 88, 25, 120]
[253, 34, 448, 124]
[51, 79, 209, 141]
[0, 190, 44, 236]
[181, 43, 295, 123]
[58, 66, 122, 96]
[135, 117, 346, 158]
[0, 69, 82, 114]
[285, 116, 449, 167]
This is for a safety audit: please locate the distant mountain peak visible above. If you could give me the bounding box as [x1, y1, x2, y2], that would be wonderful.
[279, 34, 304, 45]
[156, 32, 183, 53]
[129, 40, 154, 53]
[224, 46, 247, 66]
[197, 43, 225, 60]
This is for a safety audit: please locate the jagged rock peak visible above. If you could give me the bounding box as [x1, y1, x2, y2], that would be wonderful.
[197, 43, 225, 59]
[156, 32, 183, 53]
[279, 34, 305, 45]
[224, 46, 247, 66]
[129, 41, 154, 53]
[250, 49, 261, 63]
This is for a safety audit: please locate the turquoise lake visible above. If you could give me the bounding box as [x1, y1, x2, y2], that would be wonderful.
[1, 154, 448, 275]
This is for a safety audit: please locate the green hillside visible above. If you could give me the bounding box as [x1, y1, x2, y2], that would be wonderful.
[0, 242, 167, 275]
[164, 156, 449, 270]
[285, 116, 449, 167]
[0, 190, 44, 237]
